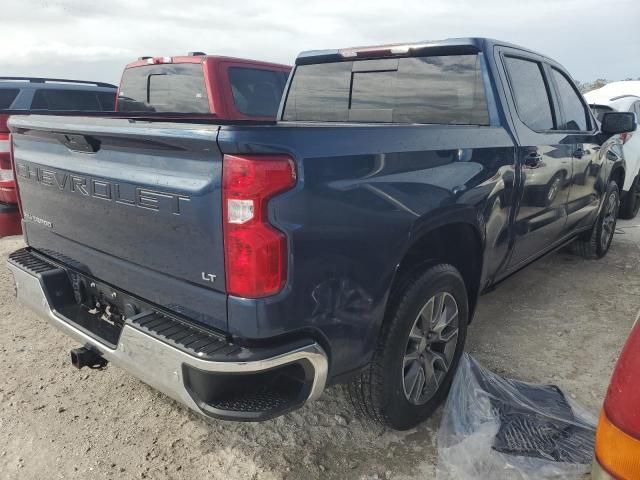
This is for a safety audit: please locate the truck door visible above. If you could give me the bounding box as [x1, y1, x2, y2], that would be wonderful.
[496, 51, 572, 268]
[546, 66, 604, 232]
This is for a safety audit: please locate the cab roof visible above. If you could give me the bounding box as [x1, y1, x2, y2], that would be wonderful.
[124, 55, 291, 71]
[295, 37, 547, 65]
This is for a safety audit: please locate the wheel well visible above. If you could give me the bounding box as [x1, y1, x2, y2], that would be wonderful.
[610, 166, 625, 190]
[389, 223, 483, 321]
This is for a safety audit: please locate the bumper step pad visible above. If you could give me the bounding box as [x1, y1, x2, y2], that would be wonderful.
[130, 311, 241, 360]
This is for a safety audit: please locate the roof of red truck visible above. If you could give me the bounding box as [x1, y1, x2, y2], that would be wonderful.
[124, 55, 291, 71]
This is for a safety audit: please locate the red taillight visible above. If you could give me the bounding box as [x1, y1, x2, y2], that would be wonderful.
[603, 321, 640, 438]
[0, 133, 10, 170]
[222, 154, 296, 298]
[0, 114, 10, 170]
[593, 318, 640, 479]
[10, 133, 23, 219]
[0, 115, 17, 205]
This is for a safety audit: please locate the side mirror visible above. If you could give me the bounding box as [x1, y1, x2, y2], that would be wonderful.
[601, 111, 637, 135]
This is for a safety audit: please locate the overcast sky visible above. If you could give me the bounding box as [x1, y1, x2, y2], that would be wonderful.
[3, 0, 639, 85]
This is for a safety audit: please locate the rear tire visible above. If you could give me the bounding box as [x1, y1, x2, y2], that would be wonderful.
[619, 175, 640, 219]
[571, 181, 619, 259]
[347, 264, 468, 430]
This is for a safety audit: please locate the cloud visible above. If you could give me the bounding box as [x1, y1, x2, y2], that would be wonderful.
[2, 0, 639, 84]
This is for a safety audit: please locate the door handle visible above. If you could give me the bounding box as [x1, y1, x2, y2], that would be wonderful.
[524, 153, 542, 167]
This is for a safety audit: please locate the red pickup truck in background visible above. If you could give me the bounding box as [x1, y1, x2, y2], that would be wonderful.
[116, 53, 291, 119]
[0, 54, 291, 237]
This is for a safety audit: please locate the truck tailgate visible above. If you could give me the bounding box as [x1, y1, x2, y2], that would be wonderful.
[9, 115, 227, 331]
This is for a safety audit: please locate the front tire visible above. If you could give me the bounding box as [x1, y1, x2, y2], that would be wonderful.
[571, 181, 620, 259]
[347, 264, 468, 430]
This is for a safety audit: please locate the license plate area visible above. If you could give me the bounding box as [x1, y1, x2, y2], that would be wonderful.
[57, 303, 123, 348]
[55, 271, 149, 348]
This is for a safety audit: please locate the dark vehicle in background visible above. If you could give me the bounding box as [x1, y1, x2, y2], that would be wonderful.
[117, 53, 291, 119]
[6, 38, 637, 430]
[592, 313, 640, 479]
[0, 77, 117, 236]
[0, 77, 116, 111]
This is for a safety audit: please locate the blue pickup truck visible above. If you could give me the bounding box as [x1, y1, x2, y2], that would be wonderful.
[7, 38, 637, 430]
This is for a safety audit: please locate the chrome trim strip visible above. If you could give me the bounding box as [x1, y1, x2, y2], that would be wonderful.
[8, 262, 328, 416]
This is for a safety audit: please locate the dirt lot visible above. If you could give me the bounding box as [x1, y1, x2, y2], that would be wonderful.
[1, 220, 639, 480]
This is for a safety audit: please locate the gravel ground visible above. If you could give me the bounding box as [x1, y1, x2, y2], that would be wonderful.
[1, 220, 639, 480]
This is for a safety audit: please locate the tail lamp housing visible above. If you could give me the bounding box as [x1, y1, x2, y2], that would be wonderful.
[10, 133, 23, 219]
[594, 322, 640, 479]
[0, 115, 18, 204]
[0, 115, 11, 171]
[222, 154, 296, 298]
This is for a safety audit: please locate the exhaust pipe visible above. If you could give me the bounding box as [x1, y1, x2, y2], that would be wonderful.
[70, 347, 108, 369]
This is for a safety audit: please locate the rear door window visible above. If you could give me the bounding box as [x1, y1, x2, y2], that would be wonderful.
[0, 88, 20, 109]
[550, 68, 589, 131]
[503, 56, 554, 131]
[118, 64, 209, 113]
[283, 54, 489, 125]
[30, 89, 107, 111]
[228, 67, 288, 117]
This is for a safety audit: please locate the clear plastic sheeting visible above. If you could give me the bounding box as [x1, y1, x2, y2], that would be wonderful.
[437, 354, 596, 480]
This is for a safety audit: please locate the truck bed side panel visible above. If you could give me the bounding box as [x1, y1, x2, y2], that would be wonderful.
[218, 123, 517, 376]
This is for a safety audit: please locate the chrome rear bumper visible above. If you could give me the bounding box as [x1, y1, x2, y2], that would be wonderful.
[8, 254, 328, 421]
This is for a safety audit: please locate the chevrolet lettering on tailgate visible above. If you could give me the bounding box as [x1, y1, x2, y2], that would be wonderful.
[15, 162, 191, 215]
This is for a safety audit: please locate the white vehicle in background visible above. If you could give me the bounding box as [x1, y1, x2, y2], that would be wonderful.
[585, 82, 640, 218]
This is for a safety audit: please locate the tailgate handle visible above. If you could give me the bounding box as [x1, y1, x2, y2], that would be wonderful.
[58, 133, 101, 153]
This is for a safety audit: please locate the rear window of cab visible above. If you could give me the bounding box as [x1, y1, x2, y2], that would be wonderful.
[283, 54, 489, 125]
[117, 63, 288, 117]
[118, 64, 209, 113]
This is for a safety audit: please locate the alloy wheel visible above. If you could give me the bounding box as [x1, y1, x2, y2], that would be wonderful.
[402, 292, 459, 405]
